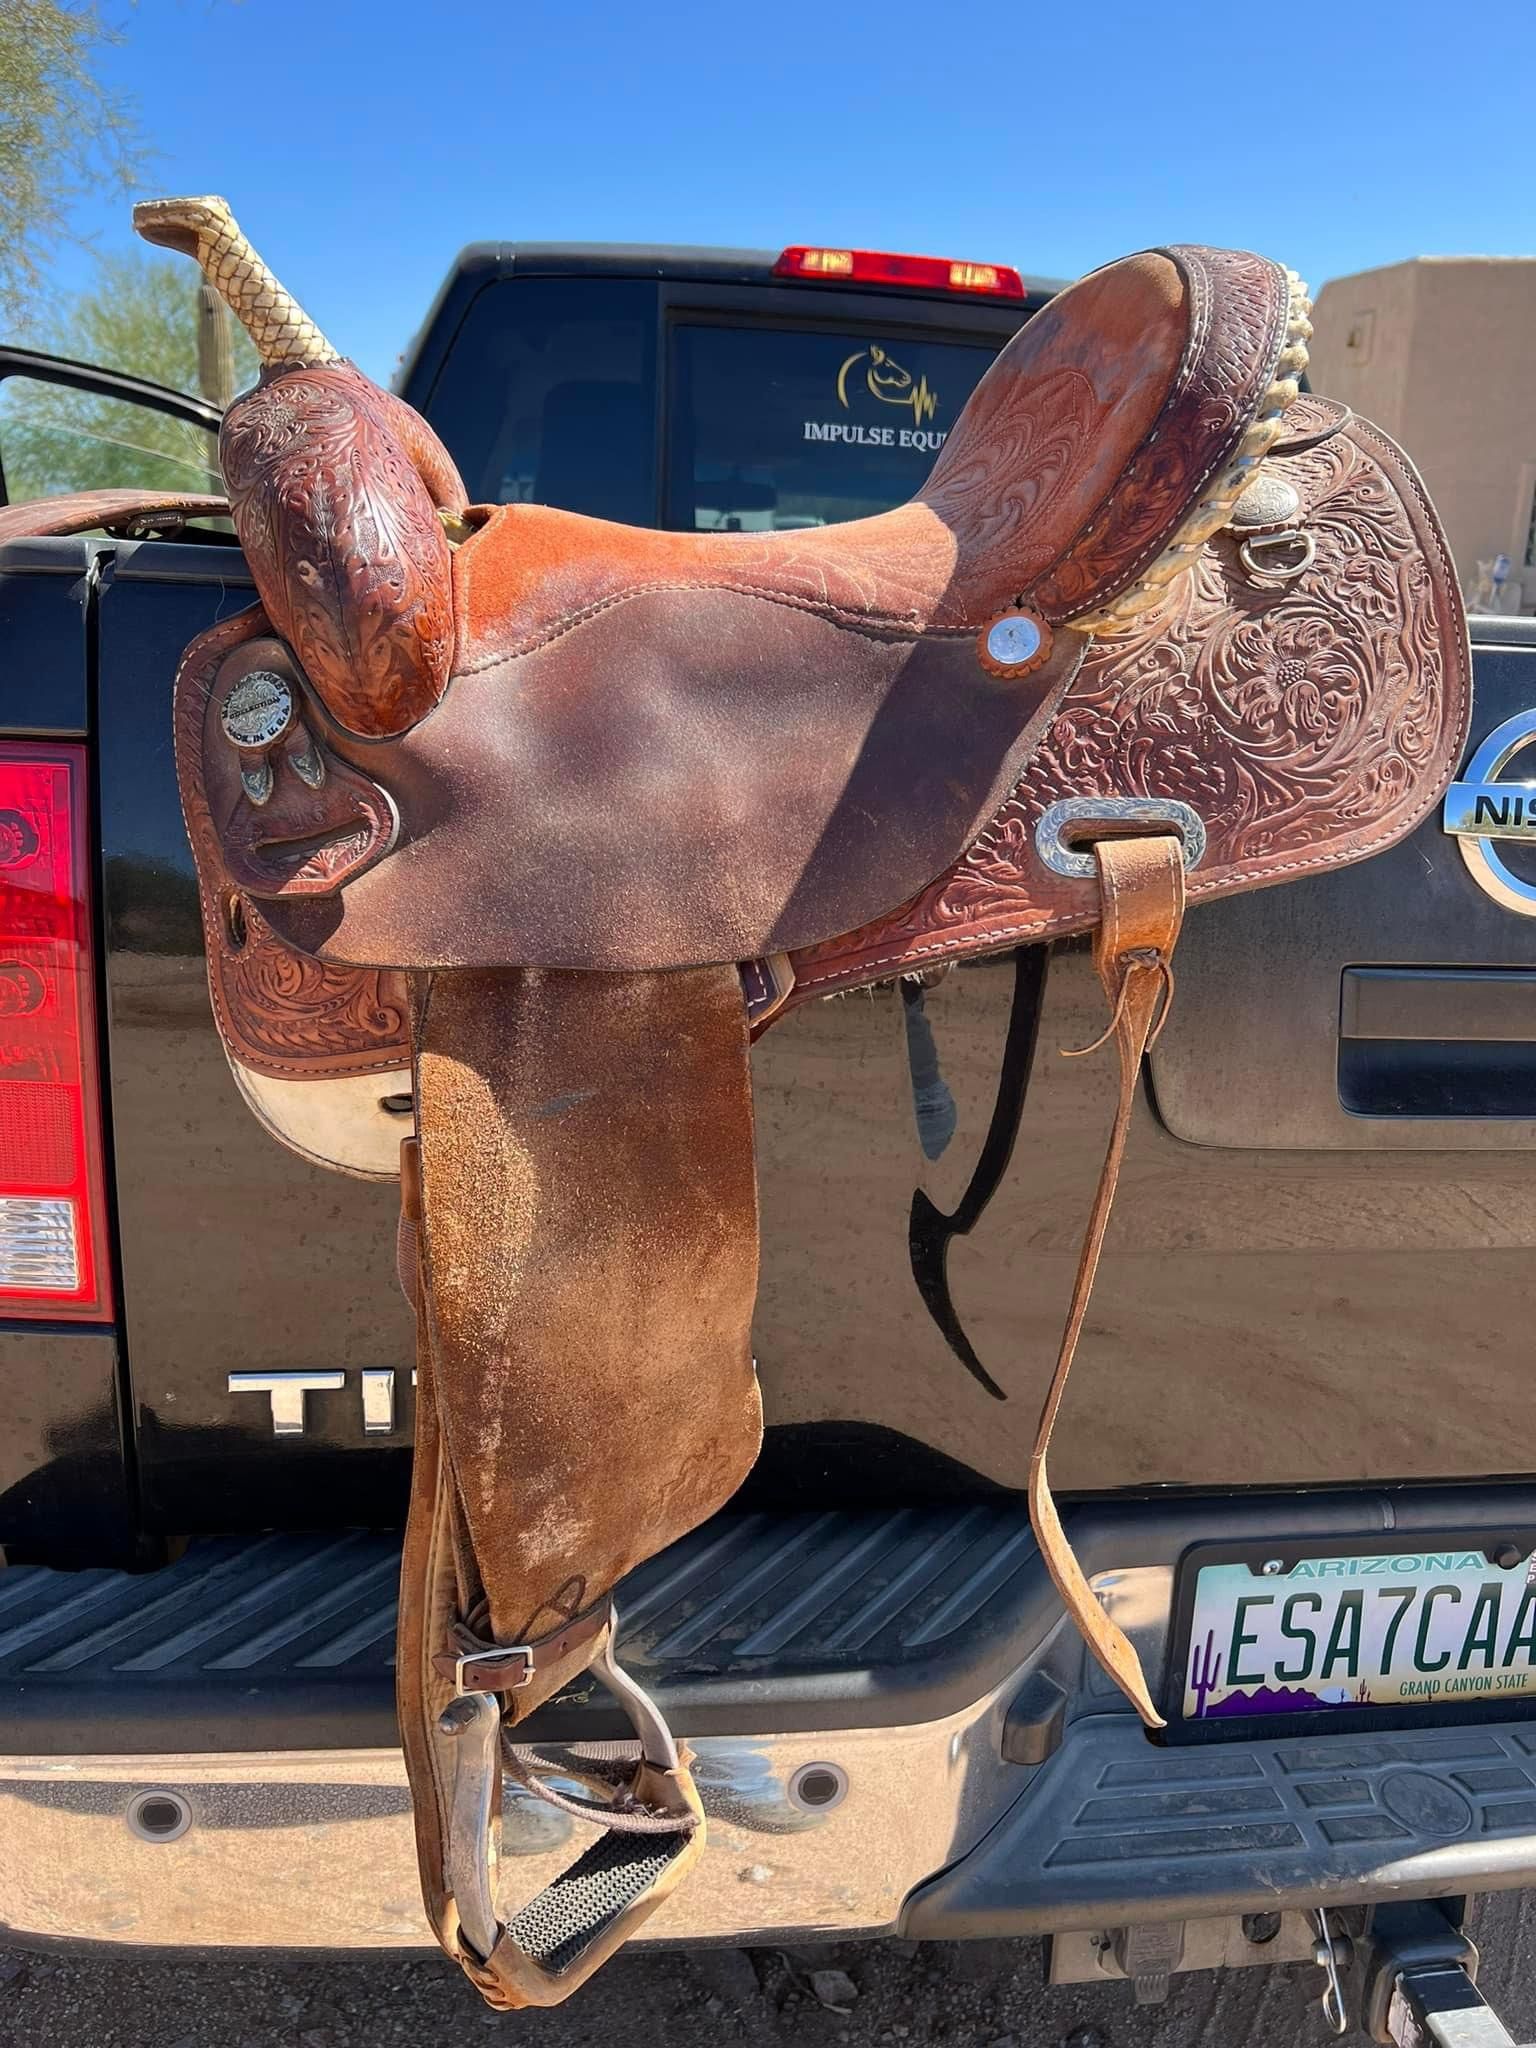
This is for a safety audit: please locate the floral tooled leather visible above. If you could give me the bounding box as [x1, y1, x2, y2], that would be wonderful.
[221, 362, 461, 739]
[788, 415, 1471, 1001]
[214, 898, 409, 1077]
[174, 607, 409, 1080]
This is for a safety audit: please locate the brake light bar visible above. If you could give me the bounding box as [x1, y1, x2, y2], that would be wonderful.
[774, 246, 1026, 299]
[0, 743, 112, 1320]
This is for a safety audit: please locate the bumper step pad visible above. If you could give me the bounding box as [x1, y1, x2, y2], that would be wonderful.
[906, 1713, 1536, 1938]
[0, 1504, 1055, 1752]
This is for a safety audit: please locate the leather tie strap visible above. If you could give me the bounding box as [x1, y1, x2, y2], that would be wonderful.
[1027, 834, 1185, 1729]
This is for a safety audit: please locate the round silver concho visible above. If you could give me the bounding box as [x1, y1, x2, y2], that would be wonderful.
[1228, 471, 1303, 532]
[221, 670, 295, 750]
[985, 612, 1043, 669]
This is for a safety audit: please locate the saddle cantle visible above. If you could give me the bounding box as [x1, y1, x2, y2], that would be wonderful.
[15, 196, 1464, 2005]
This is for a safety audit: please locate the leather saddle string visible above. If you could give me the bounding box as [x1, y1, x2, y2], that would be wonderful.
[1026, 835, 1185, 1730]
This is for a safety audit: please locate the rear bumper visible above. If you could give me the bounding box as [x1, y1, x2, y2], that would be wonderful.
[5, 1492, 1536, 1953]
[8, 1707, 1536, 1955]
[0, 1698, 1007, 1951]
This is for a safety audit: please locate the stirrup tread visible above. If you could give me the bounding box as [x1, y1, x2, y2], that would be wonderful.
[501, 1825, 694, 1977]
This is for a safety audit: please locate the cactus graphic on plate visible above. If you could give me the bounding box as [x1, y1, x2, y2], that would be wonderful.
[1190, 1628, 1223, 1717]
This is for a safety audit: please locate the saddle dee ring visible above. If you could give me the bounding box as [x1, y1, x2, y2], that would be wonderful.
[1033, 796, 1208, 882]
[1239, 527, 1317, 580]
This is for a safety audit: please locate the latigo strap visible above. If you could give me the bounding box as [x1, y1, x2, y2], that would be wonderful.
[1028, 835, 1185, 1728]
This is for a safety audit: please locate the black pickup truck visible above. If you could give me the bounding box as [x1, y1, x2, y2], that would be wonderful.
[2, 240, 1536, 2028]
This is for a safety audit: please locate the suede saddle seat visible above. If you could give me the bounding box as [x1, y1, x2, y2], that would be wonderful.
[183, 245, 1315, 976]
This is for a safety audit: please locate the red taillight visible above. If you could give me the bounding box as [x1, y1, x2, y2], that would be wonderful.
[774, 246, 1026, 299]
[0, 744, 112, 1320]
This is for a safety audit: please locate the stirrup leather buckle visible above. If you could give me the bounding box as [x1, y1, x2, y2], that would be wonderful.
[449, 1643, 534, 1695]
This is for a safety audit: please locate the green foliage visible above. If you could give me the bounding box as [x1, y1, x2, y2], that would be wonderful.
[0, 1, 143, 319]
[0, 252, 259, 500]
[49, 248, 261, 397]
[0, 3, 257, 502]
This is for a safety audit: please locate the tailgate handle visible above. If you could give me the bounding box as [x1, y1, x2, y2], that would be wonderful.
[1341, 967, 1536, 1043]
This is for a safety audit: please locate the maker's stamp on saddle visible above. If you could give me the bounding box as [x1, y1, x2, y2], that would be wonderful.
[221, 670, 295, 750]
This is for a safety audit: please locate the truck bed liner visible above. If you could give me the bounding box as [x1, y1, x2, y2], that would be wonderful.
[7, 1485, 1536, 1754]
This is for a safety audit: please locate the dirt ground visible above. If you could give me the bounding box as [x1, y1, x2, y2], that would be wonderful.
[5, 1896, 1536, 2048]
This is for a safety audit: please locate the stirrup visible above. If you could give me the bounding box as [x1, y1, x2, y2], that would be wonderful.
[431, 1606, 705, 2008]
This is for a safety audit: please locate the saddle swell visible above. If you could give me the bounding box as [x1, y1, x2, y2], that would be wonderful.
[59, 196, 1470, 2008]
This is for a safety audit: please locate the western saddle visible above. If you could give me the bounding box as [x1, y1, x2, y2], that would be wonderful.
[1, 197, 1470, 2006]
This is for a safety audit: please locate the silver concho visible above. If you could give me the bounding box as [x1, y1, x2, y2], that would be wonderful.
[978, 607, 1053, 682]
[985, 613, 1043, 668]
[222, 671, 295, 750]
[1228, 471, 1303, 533]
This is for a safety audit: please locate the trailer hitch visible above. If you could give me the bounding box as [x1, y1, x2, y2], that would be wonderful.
[1357, 1901, 1534, 2048]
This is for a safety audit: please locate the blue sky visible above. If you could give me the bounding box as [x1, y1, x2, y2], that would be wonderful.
[55, 0, 1536, 383]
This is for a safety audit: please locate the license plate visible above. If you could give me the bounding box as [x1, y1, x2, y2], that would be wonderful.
[1171, 1533, 1536, 1729]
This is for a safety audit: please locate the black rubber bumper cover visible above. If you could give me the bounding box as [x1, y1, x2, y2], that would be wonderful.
[903, 1711, 1536, 1938]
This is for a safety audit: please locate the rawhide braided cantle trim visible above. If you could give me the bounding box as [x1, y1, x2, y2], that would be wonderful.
[1071, 270, 1312, 629]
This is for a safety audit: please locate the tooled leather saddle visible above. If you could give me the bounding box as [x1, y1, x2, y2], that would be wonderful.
[3, 198, 1470, 2006]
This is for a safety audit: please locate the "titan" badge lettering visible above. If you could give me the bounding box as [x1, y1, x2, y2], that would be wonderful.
[228, 1368, 413, 1436]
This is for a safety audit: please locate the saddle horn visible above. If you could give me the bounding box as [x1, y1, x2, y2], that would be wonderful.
[133, 195, 468, 738]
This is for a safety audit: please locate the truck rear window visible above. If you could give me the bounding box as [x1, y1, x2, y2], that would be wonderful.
[667, 323, 995, 530]
[420, 277, 1001, 533]
[423, 278, 659, 527]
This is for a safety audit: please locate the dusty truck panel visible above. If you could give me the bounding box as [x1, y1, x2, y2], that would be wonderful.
[68, 517, 1536, 1524]
[91, 541, 414, 1535]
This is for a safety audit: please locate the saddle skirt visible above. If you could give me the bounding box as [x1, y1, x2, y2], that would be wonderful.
[2, 197, 1469, 2007]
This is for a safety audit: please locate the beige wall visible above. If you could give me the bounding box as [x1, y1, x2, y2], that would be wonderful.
[1309, 257, 1536, 609]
